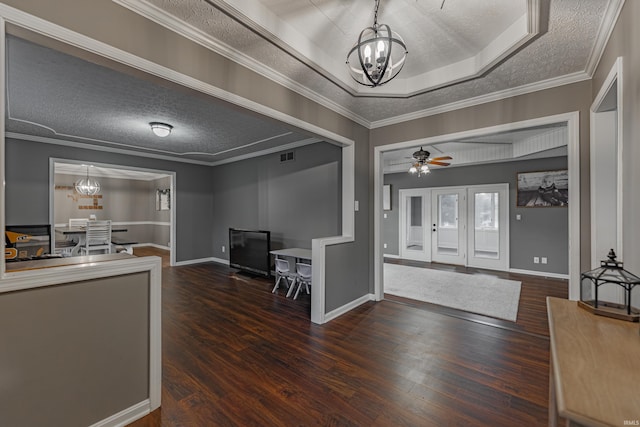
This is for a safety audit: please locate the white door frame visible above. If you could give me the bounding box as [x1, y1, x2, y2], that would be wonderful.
[399, 188, 431, 261]
[374, 112, 581, 301]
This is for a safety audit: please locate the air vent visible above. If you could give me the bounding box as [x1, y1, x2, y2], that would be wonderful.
[280, 151, 295, 162]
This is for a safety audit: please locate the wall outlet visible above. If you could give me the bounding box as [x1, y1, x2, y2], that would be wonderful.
[534, 256, 540, 264]
[516, 214, 521, 221]
[383, 213, 387, 219]
[222, 245, 226, 253]
[541, 257, 548, 264]
[383, 243, 387, 249]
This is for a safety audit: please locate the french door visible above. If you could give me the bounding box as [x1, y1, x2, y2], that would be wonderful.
[399, 189, 431, 261]
[398, 184, 509, 271]
[467, 184, 509, 270]
[431, 188, 467, 265]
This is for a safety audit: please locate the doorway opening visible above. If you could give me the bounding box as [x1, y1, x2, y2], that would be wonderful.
[50, 159, 176, 265]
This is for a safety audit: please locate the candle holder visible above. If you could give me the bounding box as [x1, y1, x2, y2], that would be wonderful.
[579, 249, 640, 322]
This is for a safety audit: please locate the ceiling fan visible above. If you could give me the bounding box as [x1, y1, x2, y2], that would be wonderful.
[408, 147, 452, 176]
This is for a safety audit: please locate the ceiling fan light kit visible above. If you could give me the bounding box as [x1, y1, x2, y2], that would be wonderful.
[408, 147, 452, 177]
[346, 0, 407, 87]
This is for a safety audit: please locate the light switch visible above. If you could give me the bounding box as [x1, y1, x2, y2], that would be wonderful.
[516, 214, 521, 221]
[354, 200, 359, 211]
[383, 213, 387, 219]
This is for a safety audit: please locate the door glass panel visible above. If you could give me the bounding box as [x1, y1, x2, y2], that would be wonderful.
[437, 194, 458, 255]
[474, 192, 499, 259]
[405, 196, 423, 251]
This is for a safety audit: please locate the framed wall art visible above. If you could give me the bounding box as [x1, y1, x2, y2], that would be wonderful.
[516, 170, 568, 207]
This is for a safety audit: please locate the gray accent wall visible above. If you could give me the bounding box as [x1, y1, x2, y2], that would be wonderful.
[384, 156, 569, 274]
[6, 138, 212, 262]
[0, 272, 150, 427]
[211, 142, 342, 259]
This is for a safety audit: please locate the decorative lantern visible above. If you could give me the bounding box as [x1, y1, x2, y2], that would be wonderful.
[579, 249, 640, 322]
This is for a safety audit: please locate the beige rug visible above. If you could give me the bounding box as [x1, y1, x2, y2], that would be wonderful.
[384, 263, 521, 321]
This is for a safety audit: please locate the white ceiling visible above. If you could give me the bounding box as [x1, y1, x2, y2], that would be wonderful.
[5, 0, 620, 168]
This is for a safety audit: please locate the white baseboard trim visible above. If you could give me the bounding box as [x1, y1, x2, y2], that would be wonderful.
[383, 253, 401, 259]
[134, 243, 170, 250]
[89, 400, 150, 427]
[173, 256, 230, 267]
[509, 268, 569, 280]
[324, 293, 376, 323]
[174, 257, 216, 266]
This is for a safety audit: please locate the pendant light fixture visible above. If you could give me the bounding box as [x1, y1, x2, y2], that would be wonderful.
[74, 165, 101, 196]
[346, 0, 407, 87]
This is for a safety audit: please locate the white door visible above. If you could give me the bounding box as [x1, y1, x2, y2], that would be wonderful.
[431, 188, 466, 265]
[467, 184, 509, 270]
[399, 189, 431, 262]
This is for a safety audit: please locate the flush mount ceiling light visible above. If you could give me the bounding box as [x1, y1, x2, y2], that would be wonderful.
[74, 165, 101, 196]
[150, 122, 173, 137]
[346, 0, 407, 87]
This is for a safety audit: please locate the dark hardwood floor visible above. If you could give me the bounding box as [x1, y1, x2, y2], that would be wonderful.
[130, 247, 568, 426]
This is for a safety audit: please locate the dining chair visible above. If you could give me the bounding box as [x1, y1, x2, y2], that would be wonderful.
[272, 258, 295, 294]
[68, 218, 88, 228]
[80, 220, 112, 255]
[291, 263, 312, 300]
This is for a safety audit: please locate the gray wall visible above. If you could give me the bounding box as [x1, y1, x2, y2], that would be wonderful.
[384, 156, 569, 274]
[0, 272, 150, 427]
[211, 142, 342, 259]
[53, 173, 170, 247]
[6, 138, 211, 262]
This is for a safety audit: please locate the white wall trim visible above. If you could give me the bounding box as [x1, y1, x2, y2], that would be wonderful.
[584, 0, 626, 77]
[134, 243, 170, 251]
[174, 257, 217, 267]
[323, 293, 375, 323]
[88, 400, 151, 427]
[590, 57, 623, 265]
[370, 72, 590, 129]
[509, 268, 569, 280]
[375, 112, 581, 302]
[383, 254, 401, 259]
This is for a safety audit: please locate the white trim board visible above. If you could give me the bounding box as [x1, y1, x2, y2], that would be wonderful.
[374, 111, 581, 302]
[509, 268, 569, 280]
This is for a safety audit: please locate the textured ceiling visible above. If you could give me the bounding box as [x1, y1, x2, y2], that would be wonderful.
[131, 0, 612, 124]
[5, 0, 617, 167]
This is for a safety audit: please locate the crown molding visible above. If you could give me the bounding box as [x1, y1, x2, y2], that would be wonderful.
[585, 0, 625, 77]
[112, 0, 371, 128]
[370, 71, 591, 129]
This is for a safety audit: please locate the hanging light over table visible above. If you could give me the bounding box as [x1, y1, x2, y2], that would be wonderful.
[75, 165, 100, 196]
[346, 0, 407, 87]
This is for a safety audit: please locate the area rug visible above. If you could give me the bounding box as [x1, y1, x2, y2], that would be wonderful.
[384, 263, 521, 322]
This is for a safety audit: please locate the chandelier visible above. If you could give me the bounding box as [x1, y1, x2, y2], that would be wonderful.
[346, 0, 407, 87]
[75, 165, 101, 196]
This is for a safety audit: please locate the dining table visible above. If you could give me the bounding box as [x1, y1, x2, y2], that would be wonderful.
[54, 225, 128, 256]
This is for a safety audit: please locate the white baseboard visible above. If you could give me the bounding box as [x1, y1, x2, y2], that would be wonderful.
[89, 400, 150, 427]
[383, 253, 400, 259]
[324, 293, 375, 323]
[174, 256, 230, 267]
[134, 243, 170, 250]
[509, 268, 569, 280]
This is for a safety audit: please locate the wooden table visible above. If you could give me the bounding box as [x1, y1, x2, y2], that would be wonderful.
[547, 297, 640, 427]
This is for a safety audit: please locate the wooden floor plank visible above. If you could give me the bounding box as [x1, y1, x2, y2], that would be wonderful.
[129, 247, 567, 426]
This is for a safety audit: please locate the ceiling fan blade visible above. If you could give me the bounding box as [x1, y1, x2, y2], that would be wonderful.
[428, 161, 451, 166]
[431, 156, 452, 161]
